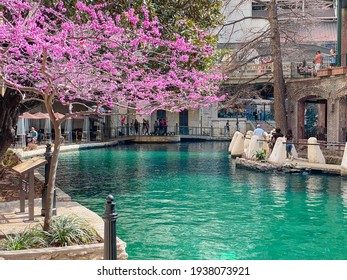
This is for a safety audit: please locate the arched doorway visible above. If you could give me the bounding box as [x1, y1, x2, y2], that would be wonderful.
[298, 96, 327, 141]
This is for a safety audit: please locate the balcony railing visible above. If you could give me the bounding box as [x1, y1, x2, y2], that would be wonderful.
[225, 61, 331, 82]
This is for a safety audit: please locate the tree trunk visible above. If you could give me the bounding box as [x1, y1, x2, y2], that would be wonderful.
[268, 0, 288, 133]
[43, 125, 61, 230]
[43, 96, 62, 231]
[0, 90, 21, 162]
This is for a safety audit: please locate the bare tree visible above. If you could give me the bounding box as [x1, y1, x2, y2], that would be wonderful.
[218, 0, 336, 132]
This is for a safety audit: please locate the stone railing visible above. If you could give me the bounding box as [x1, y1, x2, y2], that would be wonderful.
[224, 62, 334, 82]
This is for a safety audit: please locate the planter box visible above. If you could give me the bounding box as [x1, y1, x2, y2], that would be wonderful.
[332, 66, 347, 76]
[317, 68, 332, 77]
[0, 239, 128, 260]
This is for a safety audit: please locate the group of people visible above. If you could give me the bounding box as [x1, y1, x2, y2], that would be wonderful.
[128, 118, 168, 136]
[254, 56, 272, 73]
[254, 124, 294, 159]
[153, 118, 168, 135]
[297, 48, 336, 77]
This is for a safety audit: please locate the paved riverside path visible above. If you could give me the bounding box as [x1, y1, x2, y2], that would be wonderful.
[0, 189, 104, 238]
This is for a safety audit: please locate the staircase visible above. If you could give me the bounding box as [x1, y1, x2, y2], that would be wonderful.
[255, 121, 275, 133]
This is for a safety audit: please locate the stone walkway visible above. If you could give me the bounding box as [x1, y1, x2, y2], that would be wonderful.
[0, 189, 104, 237]
[12, 139, 120, 159]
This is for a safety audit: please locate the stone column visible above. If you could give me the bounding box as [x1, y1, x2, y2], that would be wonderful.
[268, 137, 286, 165]
[228, 131, 244, 157]
[307, 137, 326, 164]
[342, 4, 347, 66]
[341, 143, 347, 176]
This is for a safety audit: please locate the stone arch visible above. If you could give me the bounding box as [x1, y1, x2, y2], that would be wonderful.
[286, 75, 347, 142]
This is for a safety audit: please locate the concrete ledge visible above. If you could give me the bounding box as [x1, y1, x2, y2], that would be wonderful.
[12, 140, 120, 159]
[133, 135, 180, 143]
[0, 197, 128, 260]
[0, 241, 127, 260]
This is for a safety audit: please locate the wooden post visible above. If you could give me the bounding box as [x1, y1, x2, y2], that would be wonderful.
[19, 175, 25, 213]
[28, 171, 35, 221]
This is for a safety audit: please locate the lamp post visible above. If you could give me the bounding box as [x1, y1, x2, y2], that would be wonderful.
[103, 194, 118, 260]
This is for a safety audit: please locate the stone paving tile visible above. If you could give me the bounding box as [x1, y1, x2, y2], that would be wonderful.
[0, 198, 104, 239]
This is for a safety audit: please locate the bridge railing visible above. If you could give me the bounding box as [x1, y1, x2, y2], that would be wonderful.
[114, 125, 231, 138]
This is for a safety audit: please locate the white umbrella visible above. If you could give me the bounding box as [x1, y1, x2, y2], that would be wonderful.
[83, 116, 90, 142]
[64, 118, 73, 143]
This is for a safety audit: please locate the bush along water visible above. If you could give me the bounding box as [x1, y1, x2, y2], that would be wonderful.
[255, 149, 267, 161]
[0, 215, 101, 250]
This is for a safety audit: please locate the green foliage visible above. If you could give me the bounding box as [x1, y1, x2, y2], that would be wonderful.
[0, 215, 100, 250]
[42, 215, 100, 247]
[256, 149, 267, 161]
[0, 228, 46, 251]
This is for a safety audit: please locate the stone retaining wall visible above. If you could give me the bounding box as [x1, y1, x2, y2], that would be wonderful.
[0, 241, 127, 260]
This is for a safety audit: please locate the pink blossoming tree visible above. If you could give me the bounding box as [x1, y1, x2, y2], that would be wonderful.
[0, 0, 223, 229]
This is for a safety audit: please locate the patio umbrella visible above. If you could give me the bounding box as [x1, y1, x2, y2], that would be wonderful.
[64, 118, 73, 143]
[83, 116, 90, 142]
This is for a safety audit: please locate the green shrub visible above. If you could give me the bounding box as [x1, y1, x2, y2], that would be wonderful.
[42, 215, 100, 247]
[0, 215, 100, 250]
[0, 228, 46, 251]
[256, 149, 267, 161]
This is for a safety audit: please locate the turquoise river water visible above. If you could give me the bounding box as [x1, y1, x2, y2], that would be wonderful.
[55, 142, 347, 260]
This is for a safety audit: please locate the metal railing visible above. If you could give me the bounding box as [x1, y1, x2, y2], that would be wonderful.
[114, 124, 228, 138]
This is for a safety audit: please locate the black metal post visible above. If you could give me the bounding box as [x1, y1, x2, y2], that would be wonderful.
[103, 194, 118, 260]
[41, 143, 56, 216]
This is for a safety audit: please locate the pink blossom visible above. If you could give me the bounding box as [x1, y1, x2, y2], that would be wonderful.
[0, 0, 223, 117]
